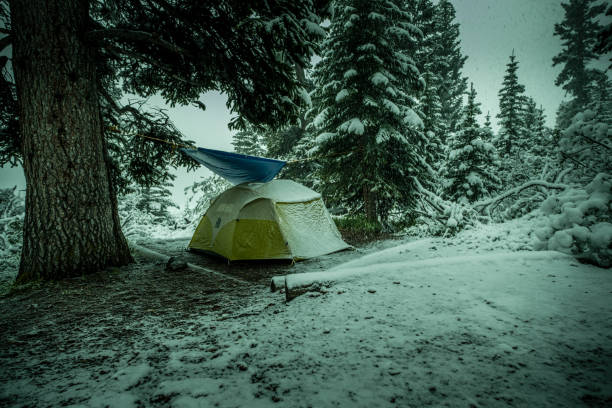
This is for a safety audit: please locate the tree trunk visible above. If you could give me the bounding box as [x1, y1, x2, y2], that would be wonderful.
[363, 185, 377, 223]
[10, 0, 133, 282]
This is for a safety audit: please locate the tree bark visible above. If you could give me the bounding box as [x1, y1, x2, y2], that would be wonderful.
[10, 0, 133, 282]
[363, 185, 377, 223]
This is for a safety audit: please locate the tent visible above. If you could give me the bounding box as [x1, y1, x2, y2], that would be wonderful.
[188, 179, 350, 261]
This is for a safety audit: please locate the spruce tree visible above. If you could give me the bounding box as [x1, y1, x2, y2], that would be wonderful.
[232, 126, 266, 157]
[443, 83, 499, 203]
[553, 0, 605, 118]
[405, 0, 443, 168]
[311, 0, 430, 222]
[496, 51, 526, 159]
[432, 0, 468, 141]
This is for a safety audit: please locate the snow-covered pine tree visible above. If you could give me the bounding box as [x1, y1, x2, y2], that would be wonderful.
[521, 97, 556, 180]
[311, 0, 430, 222]
[484, 111, 492, 131]
[594, 4, 612, 69]
[232, 126, 266, 157]
[405, 0, 444, 171]
[496, 51, 527, 161]
[587, 71, 612, 123]
[553, 0, 606, 125]
[556, 71, 611, 183]
[134, 182, 178, 223]
[183, 175, 231, 223]
[431, 0, 468, 143]
[443, 83, 499, 203]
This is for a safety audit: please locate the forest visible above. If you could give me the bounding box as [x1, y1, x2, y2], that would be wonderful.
[0, 0, 610, 407]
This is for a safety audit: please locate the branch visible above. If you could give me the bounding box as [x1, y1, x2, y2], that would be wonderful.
[581, 133, 611, 150]
[87, 29, 191, 57]
[560, 151, 587, 168]
[101, 44, 200, 87]
[99, 85, 141, 119]
[554, 165, 573, 184]
[473, 180, 569, 212]
[0, 35, 10, 53]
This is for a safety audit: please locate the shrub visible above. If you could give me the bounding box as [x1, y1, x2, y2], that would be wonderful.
[334, 215, 387, 245]
[533, 173, 611, 267]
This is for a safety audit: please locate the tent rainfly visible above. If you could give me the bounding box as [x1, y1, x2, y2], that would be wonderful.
[188, 179, 350, 261]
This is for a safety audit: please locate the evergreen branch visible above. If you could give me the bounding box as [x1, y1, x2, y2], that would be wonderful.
[102, 44, 200, 87]
[559, 151, 587, 168]
[580, 134, 611, 150]
[0, 35, 10, 53]
[87, 29, 192, 57]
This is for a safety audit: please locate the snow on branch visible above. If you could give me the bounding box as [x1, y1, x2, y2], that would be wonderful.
[473, 180, 569, 213]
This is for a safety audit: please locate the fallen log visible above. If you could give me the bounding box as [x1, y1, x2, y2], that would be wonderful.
[270, 276, 286, 292]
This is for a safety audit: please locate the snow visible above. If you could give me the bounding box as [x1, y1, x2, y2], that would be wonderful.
[343, 69, 357, 79]
[367, 12, 385, 22]
[403, 108, 424, 129]
[357, 43, 376, 52]
[2, 216, 611, 407]
[532, 173, 611, 267]
[335, 88, 349, 103]
[315, 132, 336, 145]
[339, 118, 365, 135]
[286, 250, 574, 292]
[246, 179, 321, 203]
[312, 108, 328, 128]
[370, 72, 389, 86]
[301, 19, 326, 37]
[382, 98, 400, 115]
[299, 88, 312, 107]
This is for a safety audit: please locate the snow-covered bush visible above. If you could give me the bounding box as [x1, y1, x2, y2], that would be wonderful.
[533, 173, 611, 267]
[0, 187, 24, 277]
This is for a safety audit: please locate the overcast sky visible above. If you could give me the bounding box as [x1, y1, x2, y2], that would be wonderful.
[0, 0, 605, 209]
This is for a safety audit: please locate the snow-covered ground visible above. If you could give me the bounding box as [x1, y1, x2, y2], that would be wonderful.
[1, 217, 611, 407]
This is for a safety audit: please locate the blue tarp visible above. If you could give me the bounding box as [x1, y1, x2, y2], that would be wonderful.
[181, 147, 286, 185]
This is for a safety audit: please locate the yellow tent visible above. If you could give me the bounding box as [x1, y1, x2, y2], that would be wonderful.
[188, 180, 350, 261]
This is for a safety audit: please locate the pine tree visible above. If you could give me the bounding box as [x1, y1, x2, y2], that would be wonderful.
[587, 71, 612, 123]
[432, 0, 468, 142]
[311, 0, 430, 222]
[594, 4, 612, 69]
[484, 111, 492, 131]
[496, 51, 526, 159]
[405, 0, 443, 169]
[553, 0, 605, 118]
[522, 97, 555, 179]
[443, 83, 499, 203]
[232, 126, 266, 157]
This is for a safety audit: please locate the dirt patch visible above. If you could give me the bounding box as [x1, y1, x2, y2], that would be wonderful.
[0, 238, 369, 406]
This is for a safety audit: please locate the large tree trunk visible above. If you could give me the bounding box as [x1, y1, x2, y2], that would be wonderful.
[11, 0, 133, 282]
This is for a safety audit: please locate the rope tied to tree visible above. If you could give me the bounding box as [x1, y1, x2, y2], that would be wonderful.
[108, 125, 359, 167]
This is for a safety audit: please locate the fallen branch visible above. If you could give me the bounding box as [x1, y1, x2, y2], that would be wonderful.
[473, 180, 568, 213]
